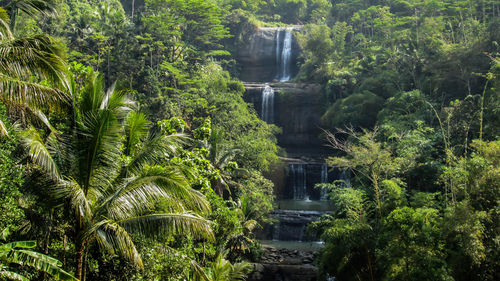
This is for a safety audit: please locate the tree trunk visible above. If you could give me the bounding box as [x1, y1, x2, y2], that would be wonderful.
[82, 249, 88, 281]
[372, 171, 382, 218]
[75, 240, 86, 280]
[9, 9, 16, 31]
[365, 247, 375, 281]
[131, 0, 135, 18]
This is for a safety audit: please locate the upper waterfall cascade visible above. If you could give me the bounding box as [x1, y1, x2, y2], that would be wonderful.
[277, 28, 293, 82]
[237, 27, 299, 82]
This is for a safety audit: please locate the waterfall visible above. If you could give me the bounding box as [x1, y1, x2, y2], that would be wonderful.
[261, 84, 274, 123]
[275, 28, 282, 80]
[290, 163, 307, 200]
[272, 222, 281, 241]
[320, 163, 329, 200]
[321, 164, 328, 183]
[339, 169, 351, 188]
[279, 29, 293, 82]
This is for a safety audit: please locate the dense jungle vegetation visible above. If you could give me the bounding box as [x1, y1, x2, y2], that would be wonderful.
[0, 0, 498, 280]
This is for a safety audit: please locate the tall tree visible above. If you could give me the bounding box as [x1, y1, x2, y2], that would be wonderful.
[23, 72, 213, 280]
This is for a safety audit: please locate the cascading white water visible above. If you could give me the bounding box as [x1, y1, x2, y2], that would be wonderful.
[339, 169, 351, 188]
[321, 164, 328, 183]
[320, 163, 329, 200]
[290, 163, 307, 200]
[261, 84, 275, 123]
[275, 28, 282, 79]
[279, 29, 293, 82]
[272, 223, 281, 241]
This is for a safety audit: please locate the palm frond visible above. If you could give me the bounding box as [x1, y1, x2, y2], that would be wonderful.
[0, 119, 8, 137]
[0, 269, 29, 281]
[230, 261, 253, 281]
[24, 108, 58, 133]
[77, 110, 122, 193]
[50, 179, 92, 222]
[0, 17, 12, 40]
[21, 127, 61, 181]
[102, 183, 178, 220]
[119, 213, 214, 241]
[243, 219, 258, 232]
[0, 34, 68, 86]
[78, 72, 104, 115]
[6, 248, 77, 280]
[129, 165, 190, 196]
[127, 133, 188, 173]
[130, 165, 210, 212]
[89, 219, 143, 269]
[211, 252, 232, 281]
[215, 148, 240, 170]
[0, 227, 10, 240]
[0, 73, 69, 111]
[185, 189, 212, 214]
[65, 179, 92, 222]
[190, 260, 211, 281]
[7, 0, 57, 19]
[124, 111, 150, 157]
[102, 82, 135, 117]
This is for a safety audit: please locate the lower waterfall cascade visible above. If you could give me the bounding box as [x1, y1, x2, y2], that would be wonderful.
[261, 84, 275, 123]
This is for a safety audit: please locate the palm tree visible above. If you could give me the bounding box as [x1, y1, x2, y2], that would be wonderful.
[0, 8, 69, 130]
[23, 72, 213, 280]
[2, 0, 56, 30]
[0, 228, 78, 281]
[225, 196, 259, 259]
[206, 128, 243, 196]
[190, 251, 253, 281]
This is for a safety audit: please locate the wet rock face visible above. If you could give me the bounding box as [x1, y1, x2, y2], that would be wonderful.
[243, 82, 330, 157]
[237, 28, 300, 82]
[257, 210, 328, 241]
[248, 246, 318, 281]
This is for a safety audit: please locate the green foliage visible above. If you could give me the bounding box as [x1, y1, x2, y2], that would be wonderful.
[22, 71, 213, 280]
[203, 251, 253, 281]
[318, 126, 499, 281]
[188, 62, 279, 171]
[143, 0, 230, 61]
[0, 105, 24, 232]
[2, 1, 498, 281]
[322, 91, 384, 129]
[0, 233, 77, 281]
[234, 170, 274, 224]
[379, 207, 451, 281]
[0, 14, 69, 116]
[440, 140, 500, 280]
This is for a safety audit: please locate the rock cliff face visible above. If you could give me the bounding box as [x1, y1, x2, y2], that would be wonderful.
[243, 82, 330, 158]
[248, 246, 318, 281]
[237, 27, 300, 82]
